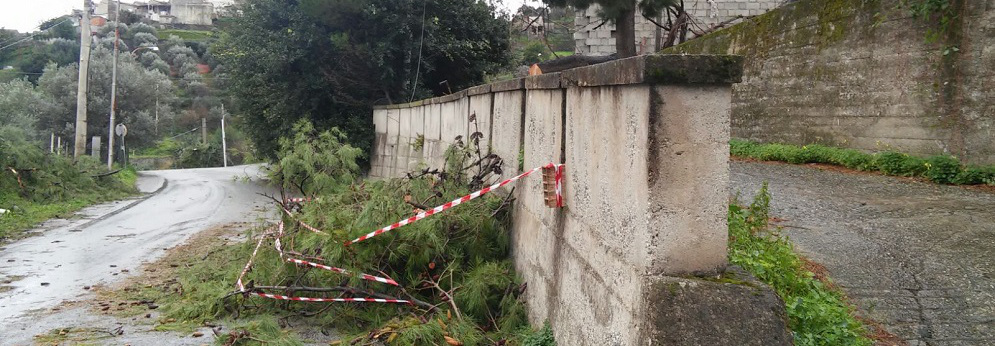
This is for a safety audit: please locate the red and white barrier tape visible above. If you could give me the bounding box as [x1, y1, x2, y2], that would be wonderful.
[281, 207, 326, 234]
[249, 292, 411, 305]
[273, 221, 399, 286]
[235, 225, 275, 291]
[284, 197, 315, 204]
[286, 258, 399, 286]
[346, 163, 560, 245]
[553, 164, 564, 207]
[236, 224, 405, 303]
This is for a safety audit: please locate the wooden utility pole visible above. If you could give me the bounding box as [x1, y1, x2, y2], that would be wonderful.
[73, 0, 92, 159]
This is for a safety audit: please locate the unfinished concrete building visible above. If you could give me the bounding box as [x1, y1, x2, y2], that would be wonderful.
[575, 1, 784, 55]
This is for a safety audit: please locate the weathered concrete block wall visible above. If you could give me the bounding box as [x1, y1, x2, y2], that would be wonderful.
[370, 55, 789, 344]
[663, 0, 995, 164]
[574, 1, 783, 55]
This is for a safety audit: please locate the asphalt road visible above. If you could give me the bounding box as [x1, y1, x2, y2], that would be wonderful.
[0, 165, 276, 339]
[731, 161, 995, 346]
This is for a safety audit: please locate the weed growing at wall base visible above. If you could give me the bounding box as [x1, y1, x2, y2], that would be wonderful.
[730, 183, 872, 346]
[730, 139, 995, 186]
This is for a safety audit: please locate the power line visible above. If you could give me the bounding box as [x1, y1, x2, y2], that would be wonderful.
[0, 18, 76, 53]
[408, 0, 427, 102]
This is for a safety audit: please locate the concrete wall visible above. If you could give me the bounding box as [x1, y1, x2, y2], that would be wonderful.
[574, 1, 783, 56]
[170, 0, 214, 26]
[663, 0, 995, 164]
[371, 55, 768, 344]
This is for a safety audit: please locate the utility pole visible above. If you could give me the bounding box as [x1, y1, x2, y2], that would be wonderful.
[221, 104, 228, 167]
[154, 83, 159, 136]
[201, 118, 207, 145]
[106, 0, 120, 169]
[73, 0, 92, 159]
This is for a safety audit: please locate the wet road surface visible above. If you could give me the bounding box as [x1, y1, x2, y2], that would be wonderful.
[732, 161, 995, 346]
[0, 165, 275, 341]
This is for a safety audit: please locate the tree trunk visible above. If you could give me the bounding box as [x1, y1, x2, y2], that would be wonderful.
[615, 6, 637, 58]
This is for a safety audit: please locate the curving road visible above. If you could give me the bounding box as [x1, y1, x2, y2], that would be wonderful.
[0, 165, 276, 339]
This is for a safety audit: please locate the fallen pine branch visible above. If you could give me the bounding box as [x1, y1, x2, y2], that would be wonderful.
[91, 169, 122, 178]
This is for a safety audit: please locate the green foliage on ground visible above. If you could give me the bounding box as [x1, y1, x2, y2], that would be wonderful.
[730, 139, 995, 186]
[131, 121, 552, 345]
[729, 183, 872, 346]
[519, 322, 556, 346]
[0, 127, 137, 241]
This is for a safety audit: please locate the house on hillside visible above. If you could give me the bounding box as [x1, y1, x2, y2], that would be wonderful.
[574, 0, 784, 55]
[94, 0, 216, 27]
[514, 14, 550, 38]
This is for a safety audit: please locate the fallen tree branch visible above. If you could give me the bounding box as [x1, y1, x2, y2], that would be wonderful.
[91, 168, 122, 178]
[7, 167, 24, 189]
[421, 266, 462, 321]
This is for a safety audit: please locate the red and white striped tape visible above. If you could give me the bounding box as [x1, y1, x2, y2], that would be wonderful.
[552, 164, 564, 207]
[286, 258, 399, 286]
[284, 197, 315, 204]
[346, 163, 560, 245]
[273, 221, 399, 286]
[236, 224, 406, 304]
[235, 225, 275, 291]
[281, 207, 326, 234]
[249, 292, 411, 305]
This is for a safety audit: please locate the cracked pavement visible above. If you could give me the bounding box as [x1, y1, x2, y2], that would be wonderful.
[731, 160, 995, 346]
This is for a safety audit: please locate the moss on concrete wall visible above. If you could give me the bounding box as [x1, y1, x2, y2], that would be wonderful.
[663, 0, 995, 164]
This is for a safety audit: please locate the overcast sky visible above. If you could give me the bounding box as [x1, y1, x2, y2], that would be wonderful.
[0, 0, 544, 34]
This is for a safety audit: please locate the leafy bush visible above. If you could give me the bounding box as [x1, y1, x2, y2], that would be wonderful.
[520, 41, 549, 66]
[874, 152, 923, 176]
[519, 322, 556, 346]
[925, 155, 961, 184]
[0, 127, 136, 239]
[953, 166, 995, 185]
[730, 184, 871, 346]
[139, 138, 184, 157]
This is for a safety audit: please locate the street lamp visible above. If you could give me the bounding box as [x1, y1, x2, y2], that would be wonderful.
[132, 45, 159, 55]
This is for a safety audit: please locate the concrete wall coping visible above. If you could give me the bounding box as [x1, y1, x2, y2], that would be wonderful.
[466, 84, 492, 96]
[373, 99, 425, 110]
[374, 54, 742, 110]
[525, 72, 563, 89]
[438, 90, 467, 103]
[561, 54, 744, 87]
[490, 77, 525, 92]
